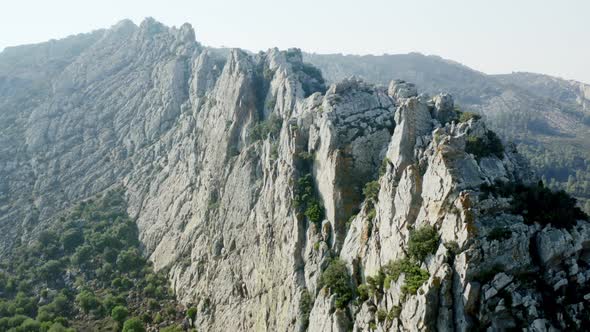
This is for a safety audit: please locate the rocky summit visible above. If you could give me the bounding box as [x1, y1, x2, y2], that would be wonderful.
[1, 19, 589, 331]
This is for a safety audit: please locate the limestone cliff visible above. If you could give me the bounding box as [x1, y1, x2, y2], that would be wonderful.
[1, 19, 589, 331]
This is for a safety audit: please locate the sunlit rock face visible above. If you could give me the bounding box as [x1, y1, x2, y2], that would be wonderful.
[1, 18, 589, 331]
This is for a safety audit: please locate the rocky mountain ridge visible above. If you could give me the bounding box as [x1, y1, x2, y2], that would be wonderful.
[304, 53, 590, 213]
[1, 19, 589, 331]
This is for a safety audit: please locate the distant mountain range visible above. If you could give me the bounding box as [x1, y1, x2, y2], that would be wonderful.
[305, 52, 590, 211]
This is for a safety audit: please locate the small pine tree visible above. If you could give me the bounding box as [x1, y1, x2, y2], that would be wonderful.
[111, 305, 129, 325]
[122, 318, 145, 332]
[186, 307, 197, 326]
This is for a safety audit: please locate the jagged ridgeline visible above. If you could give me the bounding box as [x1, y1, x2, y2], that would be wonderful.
[0, 190, 195, 331]
[0, 18, 589, 332]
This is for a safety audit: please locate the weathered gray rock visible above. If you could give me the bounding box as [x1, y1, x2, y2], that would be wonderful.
[1, 18, 589, 332]
[388, 80, 418, 100]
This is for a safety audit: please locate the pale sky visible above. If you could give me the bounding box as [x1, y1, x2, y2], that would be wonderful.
[1, 0, 589, 83]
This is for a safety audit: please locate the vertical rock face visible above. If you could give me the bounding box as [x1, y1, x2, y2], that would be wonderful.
[1, 19, 589, 331]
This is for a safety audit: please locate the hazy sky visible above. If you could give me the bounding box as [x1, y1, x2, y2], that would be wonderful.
[1, 0, 589, 83]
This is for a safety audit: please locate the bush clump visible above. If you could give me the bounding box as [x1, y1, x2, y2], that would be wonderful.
[408, 225, 440, 262]
[458, 111, 482, 123]
[319, 259, 354, 309]
[481, 180, 588, 228]
[299, 289, 312, 329]
[250, 113, 282, 141]
[111, 305, 129, 325]
[465, 131, 504, 160]
[0, 189, 185, 330]
[186, 307, 197, 326]
[363, 181, 380, 202]
[76, 290, 101, 314]
[294, 174, 324, 225]
[122, 317, 145, 332]
[356, 225, 438, 302]
[363, 180, 380, 221]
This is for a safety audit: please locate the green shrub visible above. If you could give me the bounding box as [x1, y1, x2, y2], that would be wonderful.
[76, 290, 100, 314]
[186, 306, 198, 324]
[143, 284, 156, 297]
[0, 318, 9, 331]
[111, 305, 129, 324]
[401, 265, 430, 295]
[363, 181, 380, 202]
[71, 244, 93, 266]
[148, 299, 160, 310]
[408, 226, 439, 262]
[47, 322, 75, 332]
[8, 315, 28, 328]
[388, 306, 401, 321]
[376, 309, 387, 323]
[38, 260, 64, 282]
[298, 151, 314, 161]
[367, 258, 430, 296]
[270, 142, 279, 160]
[0, 189, 181, 330]
[250, 113, 282, 141]
[382, 258, 415, 284]
[319, 259, 353, 309]
[37, 306, 54, 322]
[294, 174, 314, 208]
[299, 289, 312, 329]
[103, 294, 125, 314]
[295, 173, 324, 225]
[38, 231, 59, 249]
[458, 111, 481, 123]
[60, 228, 84, 252]
[379, 158, 390, 177]
[465, 131, 504, 160]
[481, 180, 588, 228]
[122, 318, 145, 332]
[266, 98, 277, 110]
[18, 318, 41, 331]
[165, 304, 176, 317]
[313, 242, 320, 251]
[356, 284, 369, 302]
[160, 325, 183, 332]
[304, 201, 324, 224]
[141, 312, 152, 323]
[444, 241, 461, 257]
[367, 207, 376, 221]
[116, 249, 144, 273]
[366, 271, 385, 296]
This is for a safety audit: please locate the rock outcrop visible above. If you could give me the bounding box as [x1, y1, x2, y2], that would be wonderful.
[1, 19, 589, 331]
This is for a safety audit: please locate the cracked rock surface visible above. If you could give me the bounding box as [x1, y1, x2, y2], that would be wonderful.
[1, 19, 589, 331]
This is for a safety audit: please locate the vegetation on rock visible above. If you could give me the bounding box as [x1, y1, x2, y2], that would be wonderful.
[518, 143, 590, 215]
[355, 225, 438, 307]
[0, 189, 186, 331]
[298, 289, 312, 330]
[481, 180, 588, 228]
[250, 113, 282, 141]
[318, 259, 354, 309]
[457, 110, 482, 123]
[408, 225, 440, 262]
[465, 131, 504, 160]
[294, 173, 325, 225]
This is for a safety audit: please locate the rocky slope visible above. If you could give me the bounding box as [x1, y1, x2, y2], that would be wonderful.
[1, 19, 589, 331]
[304, 53, 590, 212]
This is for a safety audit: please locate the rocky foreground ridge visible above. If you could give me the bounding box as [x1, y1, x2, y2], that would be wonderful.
[1, 19, 589, 331]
